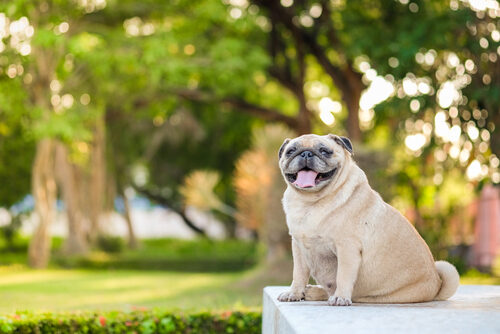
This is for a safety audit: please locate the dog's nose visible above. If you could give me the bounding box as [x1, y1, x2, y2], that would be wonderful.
[301, 151, 313, 158]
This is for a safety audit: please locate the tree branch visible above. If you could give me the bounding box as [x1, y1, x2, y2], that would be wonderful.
[133, 185, 207, 236]
[253, 0, 351, 95]
[170, 87, 301, 130]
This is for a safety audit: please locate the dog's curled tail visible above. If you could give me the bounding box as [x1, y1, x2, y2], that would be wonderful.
[304, 284, 329, 301]
[434, 260, 460, 300]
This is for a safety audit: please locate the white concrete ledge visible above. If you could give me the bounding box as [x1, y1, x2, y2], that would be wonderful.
[263, 285, 500, 334]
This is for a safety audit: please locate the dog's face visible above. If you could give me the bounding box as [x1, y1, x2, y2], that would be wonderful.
[278, 134, 353, 192]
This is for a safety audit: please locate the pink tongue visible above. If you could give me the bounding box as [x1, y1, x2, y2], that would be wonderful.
[293, 170, 318, 188]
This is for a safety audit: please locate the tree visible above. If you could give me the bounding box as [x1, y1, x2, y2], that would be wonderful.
[340, 0, 499, 252]
[0, 0, 114, 265]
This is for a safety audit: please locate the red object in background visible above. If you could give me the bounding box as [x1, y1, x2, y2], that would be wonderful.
[472, 185, 500, 269]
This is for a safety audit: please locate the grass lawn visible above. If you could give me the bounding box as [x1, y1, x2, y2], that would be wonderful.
[0, 237, 498, 315]
[0, 262, 499, 314]
[0, 265, 268, 314]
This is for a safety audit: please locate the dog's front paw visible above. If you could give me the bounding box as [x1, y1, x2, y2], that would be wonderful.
[328, 295, 352, 306]
[277, 290, 305, 302]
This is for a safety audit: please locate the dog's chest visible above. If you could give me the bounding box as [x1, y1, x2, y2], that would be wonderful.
[286, 204, 331, 235]
[287, 210, 335, 251]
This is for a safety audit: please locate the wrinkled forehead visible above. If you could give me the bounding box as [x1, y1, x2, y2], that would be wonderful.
[289, 134, 336, 149]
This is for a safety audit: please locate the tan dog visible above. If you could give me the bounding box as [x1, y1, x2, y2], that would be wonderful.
[277, 134, 459, 306]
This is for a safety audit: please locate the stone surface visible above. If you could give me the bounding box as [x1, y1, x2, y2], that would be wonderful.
[263, 285, 500, 334]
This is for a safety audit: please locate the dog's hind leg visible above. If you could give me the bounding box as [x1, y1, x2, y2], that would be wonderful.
[304, 285, 329, 301]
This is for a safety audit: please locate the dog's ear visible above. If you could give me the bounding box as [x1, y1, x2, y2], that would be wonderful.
[278, 138, 291, 159]
[329, 134, 353, 155]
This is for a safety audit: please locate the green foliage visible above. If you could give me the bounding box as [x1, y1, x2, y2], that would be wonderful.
[0, 129, 34, 207]
[96, 236, 125, 254]
[0, 214, 23, 252]
[0, 310, 261, 334]
[0, 0, 497, 261]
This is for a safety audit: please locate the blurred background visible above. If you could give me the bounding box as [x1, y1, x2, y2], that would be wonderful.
[0, 0, 499, 313]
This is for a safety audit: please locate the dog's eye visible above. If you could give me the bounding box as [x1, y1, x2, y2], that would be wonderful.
[320, 148, 332, 156]
[286, 148, 296, 156]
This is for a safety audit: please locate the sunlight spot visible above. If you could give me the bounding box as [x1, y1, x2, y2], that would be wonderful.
[447, 53, 460, 67]
[490, 155, 500, 168]
[410, 99, 420, 112]
[403, 77, 418, 96]
[19, 43, 30, 56]
[433, 173, 443, 185]
[50, 80, 61, 92]
[480, 129, 490, 141]
[449, 107, 458, 118]
[479, 141, 489, 153]
[365, 69, 377, 81]
[229, 7, 243, 19]
[435, 149, 447, 162]
[319, 97, 342, 113]
[388, 57, 399, 68]
[51, 94, 61, 107]
[78, 0, 107, 13]
[309, 4, 322, 18]
[479, 37, 489, 48]
[124, 17, 141, 36]
[482, 74, 491, 84]
[492, 30, 500, 42]
[61, 94, 74, 109]
[493, 172, 500, 183]
[424, 50, 436, 66]
[358, 61, 370, 73]
[80, 93, 91, 105]
[359, 76, 394, 111]
[359, 109, 374, 130]
[437, 81, 459, 108]
[299, 15, 314, 27]
[306, 81, 329, 98]
[415, 52, 425, 64]
[7, 64, 17, 78]
[405, 133, 426, 151]
[142, 23, 155, 35]
[465, 59, 475, 72]
[417, 82, 430, 94]
[423, 122, 432, 136]
[229, 0, 248, 7]
[435, 111, 451, 141]
[466, 159, 482, 180]
[459, 149, 470, 164]
[449, 125, 461, 143]
[319, 109, 335, 125]
[449, 144, 460, 159]
[467, 123, 479, 140]
[58, 22, 69, 34]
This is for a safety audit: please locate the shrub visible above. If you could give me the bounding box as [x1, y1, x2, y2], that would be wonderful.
[54, 238, 258, 272]
[96, 236, 125, 253]
[0, 310, 261, 334]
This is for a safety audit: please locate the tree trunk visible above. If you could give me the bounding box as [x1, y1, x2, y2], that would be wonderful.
[54, 143, 89, 255]
[121, 187, 138, 249]
[28, 139, 57, 268]
[262, 162, 290, 262]
[88, 117, 107, 242]
[342, 64, 363, 142]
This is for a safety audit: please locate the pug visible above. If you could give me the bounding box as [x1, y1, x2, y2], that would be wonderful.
[277, 134, 459, 306]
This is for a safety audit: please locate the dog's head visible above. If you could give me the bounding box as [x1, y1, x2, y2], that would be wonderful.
[278, 134, 353, 192]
